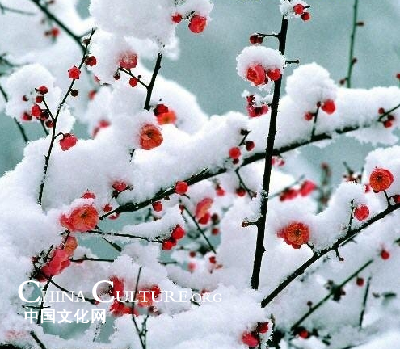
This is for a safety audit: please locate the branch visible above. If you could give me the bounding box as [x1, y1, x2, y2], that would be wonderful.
[261, 202, 400, 308]
[346, 0, 359, 88]
[144, 53, 163, 110]
[30, 331, 47, 349]
[0, 84, 29, 143]
[0, 3, 35, 15]
[30, 0, 85, 52]
[359, 276, 372, 328]
[102, 103, 400, 219]
[37, 29, 95, 204]
[290, 259, 373, 331]
[251, 17, 289, 290]
[183, 206, 217, 254]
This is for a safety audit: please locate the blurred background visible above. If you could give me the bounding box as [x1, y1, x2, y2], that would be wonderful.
[1, 0, 399, 184]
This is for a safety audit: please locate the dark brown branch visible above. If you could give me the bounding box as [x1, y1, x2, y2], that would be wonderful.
[144, 53, 162, 110]
[290, 259, 373, 331]
[183, 206, 216, 254]
[251, 17, 289, 290]
[346, 0, 359, 88]
[30, 0, 85, 52]
[261, 202, 400, 308]
[0, 3, 35, 15]
[37, 29, 95, 204]
[359, 276, 372, 328]
[0, 84, 29, 143]
[30, 331, 47, 349]
[102, 103, 400, 219]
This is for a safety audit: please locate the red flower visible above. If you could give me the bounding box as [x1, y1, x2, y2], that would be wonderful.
[85, 56, 97, 66]
[188, 15, 207, 33]
[157, 110, 176, 125]
[321, 99, 336, 114]
[293, 4, 305, 15]
[246, 64, 266, 86]
[112, 181, 128, 192]
[64, 236, 78, 256]
[257, 322, 269, 334]
[277, 221, 310, 249]
[68, 66, 81, 79]
[81, 191, 95, 199]
[31, 104, 42, 118]
[229, 147, 241, 159]
[60, 204, 99, 232]
[92, 120, 110, 138]
[59, 133, 78, 151]
[37, 86, 48, 95]
[354, 204, 369, 221]
[119, 52, 138, 70]
[129, 77, 138, 87]
[369, 168, 394, 192]
[266, 68, 281, 81]
[195, 197, 213, 220]
[139, 124, 163, 150]
[152, 201, 163, 212]
[136, 285, 161, 307]
[300, 180, 316, 196]
[171, 225, 185, 240]
[175, 181, 188, 195]
[301, 12, 311, 21]
[171, 13, 183, 23]
[247, 104, 268, 118]
[246, 141, 255, 151]
[242, 332, 259, 347]
[162, 238, 176, 250]
[41, 249, 70, 277]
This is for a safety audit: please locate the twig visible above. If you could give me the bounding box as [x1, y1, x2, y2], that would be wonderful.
[88, 229, 162, 243]
[37, 29, 95, 204]
[346, 0, 359, 88]
[183, 206, 216, 254]
[359, 276, 372, 328]
[0, 84, 29, 143]
[30, 331, 47, 349]
[30, 0, 85, 52]
[144, 53, 162, 110]
[251, 17, 289, 290]
[0, 3, 35, 15]
[132, 267, 146, 349]
[102, 103, 400, 219]
[261, 202, 400, 308]
[290, 259, 373, 330]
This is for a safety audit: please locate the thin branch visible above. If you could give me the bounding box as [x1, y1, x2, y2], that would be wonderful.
[183, 206, 216, 254]
[346, 0, 359, 88]
[144, 53, 163, 110]
[290, 259, 373, 330]
[251, 17, 289, 290]
[0, 84, 29, 143]
[30, 331, 47, 349]
[0, 3, 35, 15]
[30, 0, 85, 52]
[120, 68, 149, 88]
[102, 103, 400, 219]
[37, 29, 95, 204]
[359, 276, 372, 328]
[132, 267, 146, 349]
[261, 202, 400, 308]
[88, 229, 162, 243]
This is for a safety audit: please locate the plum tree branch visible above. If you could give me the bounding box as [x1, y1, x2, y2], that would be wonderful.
[144, 53, 163, 110]
[100, 101, 400, 220]
[37, 29, 94, 204]
[251, 17, 289, 290]
[30, 0, 85, 52]
[290, 259, 373, 331]
[346, 0, 359, 88]
[261, 202, 400, 308]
